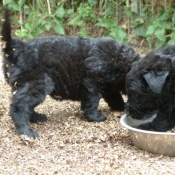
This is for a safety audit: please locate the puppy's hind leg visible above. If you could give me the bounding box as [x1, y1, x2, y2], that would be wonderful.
[30, 110, 47, 123]
[103, 91, 125, 111]
[10, 75, 54, 138]
[10, 94, 41, 138]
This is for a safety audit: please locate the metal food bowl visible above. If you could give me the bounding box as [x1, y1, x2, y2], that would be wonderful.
[120, 114, 175, 156]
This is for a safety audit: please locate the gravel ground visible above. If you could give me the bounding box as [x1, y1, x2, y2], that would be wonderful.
[0, 50, 175, 175]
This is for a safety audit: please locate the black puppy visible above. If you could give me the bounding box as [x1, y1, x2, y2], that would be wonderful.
[126, 44, 175, 132]
[1, 8, 140, 138]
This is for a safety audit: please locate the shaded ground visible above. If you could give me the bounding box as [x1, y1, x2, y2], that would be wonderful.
[0, 50, 175, 175]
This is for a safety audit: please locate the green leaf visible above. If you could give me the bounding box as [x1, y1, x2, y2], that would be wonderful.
[168, 32, 175, 45]
[67, 9, 73, 15]
[4, 0, 12, 4]
[9, 3, 20, 11]
[24, 23, 31, 31]
[96, 18, 115, 28]
[18, 0, 25, 6]
[68, 17, 79, 26]
[158, 11, 169, 21]
[45, 23, 51, 31]
[68, 17, 83, 27]
[23, 5, 31, 15]
[159, 21, 172, 29]
[28, 11, 37, 21]
[56, 7, 65, 18]
[168, 39, 175, 45]
[18, 20, 23, 25]
[80, 28, 87, 37]
[154, 29, 166, 41]
[15, 29, 28, 38]
[135, 24, 146, 37]
[155, 38, 165, 48]
[54, 21, 65, 35]
[27, 33, 34, 39]
[146, 25, 155, 35]
[31, 32, 39, 38]
[41, 20, 47, 26]
[87, 0, 97, 6]
[37, 28, 44, 35]
[36, 18, 44, 26]
[110, 27, 126, 42]
[124, 6, 132, 17]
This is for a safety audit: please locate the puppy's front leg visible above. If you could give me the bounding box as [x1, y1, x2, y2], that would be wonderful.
[103, 91, 125, 111]
[80, 80, 106, 122]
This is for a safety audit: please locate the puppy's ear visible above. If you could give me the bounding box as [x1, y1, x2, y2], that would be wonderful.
[143, 71, 169, 93]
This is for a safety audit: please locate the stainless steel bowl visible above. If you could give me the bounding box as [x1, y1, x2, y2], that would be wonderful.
[120, 114, 175, 156]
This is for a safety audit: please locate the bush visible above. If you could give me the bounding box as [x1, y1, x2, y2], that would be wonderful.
[1, 0, 175, 49]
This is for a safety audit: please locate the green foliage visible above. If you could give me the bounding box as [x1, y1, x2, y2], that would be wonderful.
[1, 0, 127, 42]
[125, 4, 175, 48]
[2, 0, 66, 40]
[68, 1, 127, 42]
[1, 0, 175, 48]
[96, 18, 126, 42]
[145, 10, 173, 48]
[68, 3, 96, 36]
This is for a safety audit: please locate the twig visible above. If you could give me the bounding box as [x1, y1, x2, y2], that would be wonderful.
[116, 0, 119, 26]
[164, 0, 167, 10]
[19, 8, 23, 30]
[126, 0, 131, 36]
[47, 0, 51, 15]
[72, 0, 75, 35]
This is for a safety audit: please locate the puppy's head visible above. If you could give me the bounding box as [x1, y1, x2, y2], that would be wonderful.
[125, 51, 172, 120]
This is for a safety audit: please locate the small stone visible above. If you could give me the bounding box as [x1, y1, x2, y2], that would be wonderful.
[131, 156, 137, 160]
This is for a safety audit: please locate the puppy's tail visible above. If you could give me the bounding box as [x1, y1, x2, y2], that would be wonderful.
[1, 6, 12, 55]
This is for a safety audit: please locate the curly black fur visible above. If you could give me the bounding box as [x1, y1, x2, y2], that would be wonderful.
[126, 44, 175, 132]
[2, 7, 140, 138]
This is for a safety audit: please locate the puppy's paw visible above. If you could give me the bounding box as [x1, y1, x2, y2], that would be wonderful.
[18, 127, 39, 139]
[86, 112, 107, 122]
[30, 113, 47, 123]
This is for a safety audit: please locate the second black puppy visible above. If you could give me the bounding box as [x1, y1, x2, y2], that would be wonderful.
[2, 8, 140, 138]
[126, 44, 175, 132]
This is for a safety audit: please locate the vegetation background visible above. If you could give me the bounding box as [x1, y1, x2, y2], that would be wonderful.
[1, 0, 175, 51]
